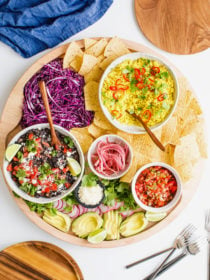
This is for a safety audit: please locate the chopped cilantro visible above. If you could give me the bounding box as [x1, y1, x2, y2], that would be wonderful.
[39, 163, 52, 175]
[142, 87, 148, 94]
[64, 136, 74, 148]
[16, 169, 26, 178]
[25, 200, 54, 214]
[81, 172, 98, 187]
[51, 150, 57, 157]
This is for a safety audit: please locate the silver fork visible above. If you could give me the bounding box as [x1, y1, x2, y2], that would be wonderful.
[205, 209, 210, 280]
[146, 224, 196, 280]
[143, 236, 204, 280]
[126, 224, 196, 269]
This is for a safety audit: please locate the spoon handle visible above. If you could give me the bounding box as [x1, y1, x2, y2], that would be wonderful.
[39, 81, 57, 142]
[133, 113, 165, 152]
[143, 252, 187, 280]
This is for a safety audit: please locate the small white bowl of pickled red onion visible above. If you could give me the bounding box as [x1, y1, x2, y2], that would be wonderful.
[87, 134, 133, 180]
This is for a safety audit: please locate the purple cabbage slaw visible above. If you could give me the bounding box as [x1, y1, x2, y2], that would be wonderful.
[21, 58, 94, 129]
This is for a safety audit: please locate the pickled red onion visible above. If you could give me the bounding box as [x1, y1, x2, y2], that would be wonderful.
[91, 138, 129, 176]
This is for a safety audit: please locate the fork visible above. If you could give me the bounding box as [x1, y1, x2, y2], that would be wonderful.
[205, 209, 210, 280]
[126, 224, 196, 269]
[143, 236, 204, 280]
[148, 225, 196, 280]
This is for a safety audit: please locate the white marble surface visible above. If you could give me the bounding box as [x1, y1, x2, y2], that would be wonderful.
[0, 0, 209, 279]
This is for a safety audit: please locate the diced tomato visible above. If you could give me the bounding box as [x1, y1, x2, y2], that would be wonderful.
[23, 152, 29, 158]
[33, 166, 38, 174]
[12, 171, 16, 176]
[63, 147, 67, 154]
[19, 180, 24, 184]
[14, 166, 19, 171]
[35, 137, 41, 142]
[52, 168, 59, 173]
[29, 160, 33, 167]
[44, 187, 50, 193]
[28, 133, 34, 140]
[51, 184, 58, 191]
[135, 166, 177, 208]
[30, 173, 36, 180]
[42, 141, 50, 147]
[13, 157, 19, 162]
[65, 182, 71, 189]
[62, 167, 69, 173]
[7, 164, 13, 172]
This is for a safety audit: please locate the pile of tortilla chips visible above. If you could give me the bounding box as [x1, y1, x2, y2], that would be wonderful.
[63, 38, 207, 184]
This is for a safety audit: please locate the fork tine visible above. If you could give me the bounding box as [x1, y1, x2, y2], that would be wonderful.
[205, 209, 210, 226]
[180, 224, 196, 237]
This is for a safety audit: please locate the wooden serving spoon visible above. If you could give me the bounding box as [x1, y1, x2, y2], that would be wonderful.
[126, 110, 165, 152]
[39, 80, 62, 150]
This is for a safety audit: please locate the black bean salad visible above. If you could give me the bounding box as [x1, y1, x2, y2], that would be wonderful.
[7, 128, 81, 198]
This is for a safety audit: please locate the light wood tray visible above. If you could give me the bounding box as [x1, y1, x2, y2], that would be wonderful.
[0, 241, 83, 279]
[0, 38, 206, 247]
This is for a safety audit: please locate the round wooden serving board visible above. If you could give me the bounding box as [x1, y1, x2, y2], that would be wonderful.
[0, 38, 206, 247]
[0, 241, 83, 280]
[134, 0, 210, 54]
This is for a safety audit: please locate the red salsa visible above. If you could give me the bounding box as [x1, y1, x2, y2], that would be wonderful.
[135, 166, 177, 208]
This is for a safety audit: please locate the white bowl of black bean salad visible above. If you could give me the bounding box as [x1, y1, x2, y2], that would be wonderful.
[3, 123, 85, 204]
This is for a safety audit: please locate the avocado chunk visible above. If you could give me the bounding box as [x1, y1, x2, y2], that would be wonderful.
[72, 212, 103, 238]
[43, 210, 71, 233]
[103, 210, 122, 240]
[120, 212, 148, 237]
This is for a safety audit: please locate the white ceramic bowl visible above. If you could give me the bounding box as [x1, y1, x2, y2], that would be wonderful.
[87, 134, 133, 180]
[131, 162, 182, 213]
[99, 52, 179, 134]
[3, 123, 85, 204]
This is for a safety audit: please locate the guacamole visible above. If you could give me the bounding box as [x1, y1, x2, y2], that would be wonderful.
[101, 58, 175, 127]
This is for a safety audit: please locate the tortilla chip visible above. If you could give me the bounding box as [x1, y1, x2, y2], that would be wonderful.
[116, 130, 134, 145]
[189, 97, 202, 115]
[84, 65, 103, 83]
[79, 54, 98, 76]
[176, 162, 193, 182]
[97, 54, 105, 63]
[181, 111, 198, 137]
[84, 81, 100, 111]
[63, 42, 83, 68]
[161, 116, 177, 145]
[174, 134, 200, 167]
[88, 124, 105, 139]
[99, 55, 118, 70]
[84, 38, 97, 50]
[70, 55, 83, 72]
[120, 156, 137, 183]
[70, 130, 93, 154]
[86, 38, 108, 57]
[135, 152, 151, 169]
[104, 37, 130, 57]
[94, 110, 116, 130]
[166, 144, 176, 165]
[71, 127, 89, 134]
[132, 130, 162, 161]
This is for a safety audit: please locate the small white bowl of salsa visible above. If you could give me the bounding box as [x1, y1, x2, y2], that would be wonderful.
[131, 162, 182, 213]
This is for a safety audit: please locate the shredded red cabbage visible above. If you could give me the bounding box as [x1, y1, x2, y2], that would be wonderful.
[21, 58, 94, 129]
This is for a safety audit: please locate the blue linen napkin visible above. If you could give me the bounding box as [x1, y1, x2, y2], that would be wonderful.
[0, 0, 113, 58]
